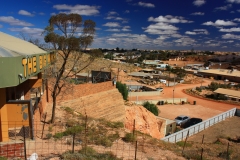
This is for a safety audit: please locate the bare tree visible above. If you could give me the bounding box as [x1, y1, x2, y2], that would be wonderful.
[43, 13, 97, 123]
[18, 32, 48, 49]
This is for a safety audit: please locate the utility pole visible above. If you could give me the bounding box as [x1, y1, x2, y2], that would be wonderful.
[173, 76, 175, 104]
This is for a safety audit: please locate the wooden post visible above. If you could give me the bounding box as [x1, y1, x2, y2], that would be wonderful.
[41, 113, 47, 139]
[134, 141, 138, 160]
[226, 142, 229, 160]
[23, 126, 27, 160]
[72, 134, 75, 153]
[201, 134, 204, 144]
[182, 130, 189, 155]
[200, 148, 204, 160]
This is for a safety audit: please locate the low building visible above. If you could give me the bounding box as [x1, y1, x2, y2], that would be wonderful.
[198, 69, 240, 82]
[142, 60, 161, 66]
[0, 32, 54, 142]
[214, 88, 240, 102]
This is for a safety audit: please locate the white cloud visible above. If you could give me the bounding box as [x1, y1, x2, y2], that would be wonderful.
[193, 29, 209, 34]
[234, 18, 240, 22]
[9, 27, 43, 34]
[144, 22, 179, 35]
[191, 12, 204, 15]
[53, 4, 100, 16]
[193, 0, 206, 7]
[185, 31, 197, 35]
[122, 26, 131, 31]
[105, 29, 120, 32]
[157, 35, 170, 40]
[222, 33, 240, 39]
[146, 22, 179, 30]
[148, 15, 193, 23]
[215, 4, 232, 10]
[0, 24, 2, 28]
[105, 12, 127, 22]
[175, 37, 196, 46]
[0, 16, 33, 26]
[202, 20, 237, 26]
[238, 9, 240, 12]
[226, 0, 240, 3]
[107, 38, 117, 41]
[39, 12, 45, 15]
[18, 10, 34, 16]
[220, 27, 240, 32]
[103, 22, 121, 27]
[185, 29, 209, 35]
[108, 11, 118, 15]
[138, 2, 155, 8]
[125, 10, 130, 13]
[9, 27, 44, 40]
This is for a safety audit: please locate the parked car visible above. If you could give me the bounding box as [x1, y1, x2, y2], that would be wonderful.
[156, 87, 163, 92]
[174, 115, 190, 126]
[181, 118, 203, 128]
[159, 79, 167, 84]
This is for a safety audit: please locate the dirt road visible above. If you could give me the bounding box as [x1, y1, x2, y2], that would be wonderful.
[130, 78, 239, 111]
[161, 79, 240, 112]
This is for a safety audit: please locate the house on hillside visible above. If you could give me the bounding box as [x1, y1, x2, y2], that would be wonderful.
[142, 60, 161, 66]
[0, 32, 54, 142]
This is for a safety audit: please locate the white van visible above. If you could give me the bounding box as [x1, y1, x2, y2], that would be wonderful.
[159, 79, 167, 84]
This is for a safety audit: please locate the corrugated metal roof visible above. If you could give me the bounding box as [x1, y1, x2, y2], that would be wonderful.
[198, 69, 240, 77]
[0, 32, 47, 57]
[214, 88, 240, 98]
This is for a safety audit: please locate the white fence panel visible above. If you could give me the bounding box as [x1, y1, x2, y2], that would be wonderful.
[161, 108, 236, 143]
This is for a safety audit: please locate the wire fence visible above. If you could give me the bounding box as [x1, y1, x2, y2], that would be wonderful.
[1, 111, 239, 160]
[0, 114, 171, 160]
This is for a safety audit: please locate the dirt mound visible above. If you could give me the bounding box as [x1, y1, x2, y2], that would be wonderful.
[184, 74, 203, 84]
[125, 105, 165, 139]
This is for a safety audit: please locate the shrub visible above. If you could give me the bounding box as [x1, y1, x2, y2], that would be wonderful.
[0, 157, 7, 160]
[176, 141, 192, 147]
[142, 101, 159, 116]
[106, 121, 124, 129]
[95, 136, 112, 147]
[196, 87, 202, 92]
[63, 147, 121, 160]
[64, 126, 83, 135]
[63, 106, 74, 114]
[46, 133, 52, 139]
[123, 133, 136, 142]
[116, 82, 128, 100]
[53, 132, 64, 139]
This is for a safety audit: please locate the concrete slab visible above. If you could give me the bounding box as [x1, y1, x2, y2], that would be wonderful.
[157, 104, 223, 121]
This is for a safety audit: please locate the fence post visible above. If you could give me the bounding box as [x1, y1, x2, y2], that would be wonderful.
[72, 133, 75, 153]
[84, 115, 88, 155]
[226, 142, 229, 160]
[134, 141, 138, 160]
[23, 126, 27, 160]
[181, 130, 189, 155]
[201, 134, 204, 144]
[200, 148, 204, 160]
[41, 113, 47, 139]
[133, 119, 135, 137]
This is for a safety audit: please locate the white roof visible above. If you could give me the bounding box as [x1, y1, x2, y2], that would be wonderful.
[0, 32, 47, 57]
[198, 69, 240, 78]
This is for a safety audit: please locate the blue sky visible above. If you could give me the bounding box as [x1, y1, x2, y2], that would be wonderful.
[1, 0, 240, 51]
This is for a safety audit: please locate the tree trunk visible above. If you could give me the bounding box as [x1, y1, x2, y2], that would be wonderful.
[51, 94, 57, 123]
